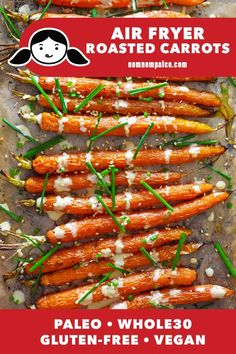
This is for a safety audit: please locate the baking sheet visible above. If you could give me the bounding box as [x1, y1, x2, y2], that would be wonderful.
[0, 0, 236, 309]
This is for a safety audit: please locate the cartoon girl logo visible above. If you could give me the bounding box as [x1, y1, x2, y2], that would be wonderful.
[8, 28, 90, 67]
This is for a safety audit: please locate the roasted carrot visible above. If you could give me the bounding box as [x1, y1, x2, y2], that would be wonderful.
[34, 112, 214, 135]
[31, 183, 212, 215]
[36, 77, 220, 107]
[40, 243, 202, 286]
[37, 95, 212, 117]
[109, 285, 234, 309]
[47, 192, 229, 244]
[32, 146, 225, 174]
[36, 0, 205, 9]
[26, 227, 190, 274]
[6, 9, 190, 23]
[36, 267, 196, 309]
[22, 170, 182, 194]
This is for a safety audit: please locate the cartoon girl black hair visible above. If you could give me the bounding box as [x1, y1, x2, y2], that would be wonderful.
[8, 28, 90, 67]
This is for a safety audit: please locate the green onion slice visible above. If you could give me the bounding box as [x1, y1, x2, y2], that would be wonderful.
[214, 242, 236, 278]
[139, 247, 157, 266]
[77, 271, 112, 304]
[74, 84, 105, 113]
[29, 244, 61, 272]
[23, 135, 65, 159]
[172, 233, 187, 270]
[140, 180, 174, 212]
[96, 195, 125, 232]
[133, 122, 154, 159]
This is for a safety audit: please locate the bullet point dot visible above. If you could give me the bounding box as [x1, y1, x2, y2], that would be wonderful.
[144, 337, 149, 343]
[107, 321, 112, 327]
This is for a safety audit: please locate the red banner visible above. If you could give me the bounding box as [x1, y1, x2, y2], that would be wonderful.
[13, 18, 236, 77]
[0, 309, 235, 354]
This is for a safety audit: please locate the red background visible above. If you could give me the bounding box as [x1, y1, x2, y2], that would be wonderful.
[20, 18, 236, 77]
[0, 309, 235, 354]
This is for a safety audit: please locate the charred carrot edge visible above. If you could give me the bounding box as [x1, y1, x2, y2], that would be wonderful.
[40, 243, 202, 286]
[37, 95, 212, 117]
[36, 267, 196, 309]
[38, 77, 220, 107]
[25, 170, 183, 194]
[37, 183, 213, 215]
[26, 227, 190, 274]
[32, 146, 225, 174]
[110, 285, 234, 309]
[36, 0, 205, 9]
[47, 192, 228, 244]
[37, 112, 214, 136]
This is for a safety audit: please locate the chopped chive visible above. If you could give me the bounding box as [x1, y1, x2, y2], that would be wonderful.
[74, 84, 105, 113]
[107, 262, 130, 274]
[31, 76, 62, 117]
[31, 265, 44, 297]
[139, 97, 153, 102]
[39, 0, 52, 19]
[21, 233, 45, 254]
[13, 257, 32, 264]
[23, 135, 65, 159]
[172, 233, 187, 270]
[139, 247, 157, 266]
[227, 202, 233, 209]
[110, 166, 116, 211]
[33, 227, 40, 235]
[0, 204, 23, 222]
[2, 118, 37, 144]
[87, 112, 102, 152]
[77, 271, 112, 304]
[159, 134, 196, 148]
[161, 0, 169, 9]
[133, 122, 154, 159]
[86, 162, 111, 195]
[39, 173, 49, 213]
[149, 301, 171, 309]
[140, 180, 174, 212]
[29, 244, 61, 272]
[174, 139, 217, 147]
[90, 122, 128, 142]
[96, 195, 125, 232]
[55, 78, 67, 114]
[0, 6, 21, 39]
[228, 77, 236, 88]
[127, 294, 134, 301]
[128, 82, 168, 95]
[206, 175, 212, 181]
[214, 242, 236, 278]
[91, 8, 97, 17]
[205, 164, 232, 181]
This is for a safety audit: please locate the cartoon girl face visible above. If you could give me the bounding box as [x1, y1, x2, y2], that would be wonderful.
[8, 28, 90, 67]
[31, 37, 67, 65]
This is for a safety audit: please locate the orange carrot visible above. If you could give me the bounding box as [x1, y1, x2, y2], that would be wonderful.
[36, 0, 205, 9]
[36, 267, 196, 309]
[32, 146, 225, 174]
[47, 192, 229, 244]
[25, 227, 190, 274]
[40, 243, 202, 286]
[24, 170, 183, 194]
[33, 183, 212, 215]
[38, 77, 220, 107]
[109, 285, 234, 309]
[35, 112, 214, 135]
[37, 95, 212, 117]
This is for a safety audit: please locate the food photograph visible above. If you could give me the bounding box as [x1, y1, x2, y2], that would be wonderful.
[0, 0, 236, 319]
